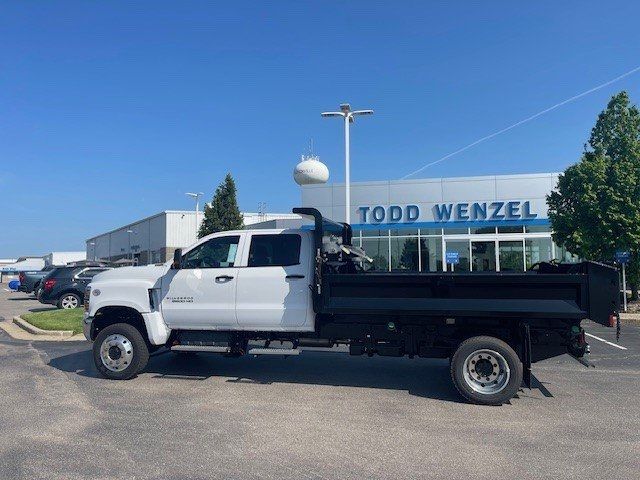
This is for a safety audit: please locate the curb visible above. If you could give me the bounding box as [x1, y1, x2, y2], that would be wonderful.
[13, 316, 74, 338]
[620, 315, 640, 325]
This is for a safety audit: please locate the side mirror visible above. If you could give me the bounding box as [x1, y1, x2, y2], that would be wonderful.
[172, 248, 183, 269]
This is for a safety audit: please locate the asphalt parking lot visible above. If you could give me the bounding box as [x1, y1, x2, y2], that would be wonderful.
[0, 288, 638, 480]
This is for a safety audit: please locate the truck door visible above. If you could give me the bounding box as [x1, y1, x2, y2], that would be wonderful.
[235, 232, 312, 329]
[160, 234, 244, 328]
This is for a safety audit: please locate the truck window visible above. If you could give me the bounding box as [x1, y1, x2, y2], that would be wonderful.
[248, 234, 301, 267]
[183, 236, 240, 269]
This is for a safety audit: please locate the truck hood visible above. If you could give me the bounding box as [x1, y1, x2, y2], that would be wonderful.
[92, 264, 168, 286]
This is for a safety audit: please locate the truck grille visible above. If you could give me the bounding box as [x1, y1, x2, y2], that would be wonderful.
[84, 287, 91, 312]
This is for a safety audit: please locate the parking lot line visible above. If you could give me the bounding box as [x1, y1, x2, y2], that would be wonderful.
[2, 288, 10, 292]
[585, 332, 628, 350]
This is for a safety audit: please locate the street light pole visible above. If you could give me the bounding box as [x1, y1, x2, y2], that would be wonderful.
[344, 113, 351, 224]
[321, 104, 373, 224]
[186, 192, 205, 238]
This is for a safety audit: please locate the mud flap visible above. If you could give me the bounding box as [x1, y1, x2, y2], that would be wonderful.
[521, 323, 531, 389]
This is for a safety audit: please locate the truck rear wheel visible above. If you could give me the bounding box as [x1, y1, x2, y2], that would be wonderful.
[93, 323, 149, 380]
[450, 336, 522, 405]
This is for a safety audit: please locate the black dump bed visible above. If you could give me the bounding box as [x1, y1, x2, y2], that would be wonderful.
[321, 261, 618, 325]
[293, 207, 620, 326]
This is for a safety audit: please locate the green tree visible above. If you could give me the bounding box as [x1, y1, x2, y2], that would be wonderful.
[547, 91, 640, 299]
[198, 173, 244, 238]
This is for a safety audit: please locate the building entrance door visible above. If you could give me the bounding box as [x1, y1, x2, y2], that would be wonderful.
[443, 240, 470, 272]
[498, 240, 525, 271]
[444, 236, 530, 272]
[471, 241, 496, 271]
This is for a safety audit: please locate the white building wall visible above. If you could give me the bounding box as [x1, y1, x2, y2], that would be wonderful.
[87, 212, 169, 262]
[149, 214, 167, 251]
[90, 234, 111, 261]
[43, 251, 86, 266]
[242, 212, 301, 226]
[165, 211, 201, 250]
[165, 211, 302, 249]
[302, 173, 559, 224]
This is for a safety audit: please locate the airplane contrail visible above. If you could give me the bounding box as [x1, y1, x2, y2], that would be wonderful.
[401, 65, 640, 180]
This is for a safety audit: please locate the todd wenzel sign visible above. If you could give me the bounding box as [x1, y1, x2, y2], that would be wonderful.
[357, 201, 538, 224]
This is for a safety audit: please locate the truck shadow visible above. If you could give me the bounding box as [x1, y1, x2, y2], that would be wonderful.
[48, 348, 467, 403]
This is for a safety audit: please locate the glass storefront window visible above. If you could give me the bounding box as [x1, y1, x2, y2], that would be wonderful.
[499, 241, 524, 271]
[361, 237, 390, 271]
[497, 225, 524, 233]
[420, 228, 443, 236]
[353, 223, 556, 273]
[444, 227, 469, 235]
[390, 237, 419, 271]
[524, 225, 551, 233]
[525, 238, 552, 269]
[471, 226, 496, 235]
[444, 240, 470, 272]
[554, 243, 580, 263]
[472, 241, 497, 271]
[362, 229, 389, 237]
[391, 228, 418, 236]
[420, 237, 443, 272]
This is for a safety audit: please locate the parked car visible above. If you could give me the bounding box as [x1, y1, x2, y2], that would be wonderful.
[18, 265, 56, 294]
[39, 265, 112, 309]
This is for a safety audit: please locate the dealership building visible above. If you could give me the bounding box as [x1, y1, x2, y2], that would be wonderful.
[301, 172, 573, 272]
[87, 172, 571, 272]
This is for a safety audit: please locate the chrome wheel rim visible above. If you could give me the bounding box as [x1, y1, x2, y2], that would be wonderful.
[462, 349, 510, 395]
[61, 295, 79, 309]
[100, 334, 134, 372]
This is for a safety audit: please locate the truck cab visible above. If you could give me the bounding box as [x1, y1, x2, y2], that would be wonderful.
[85, 228, 317, 353]
[160, 228, 315, 331]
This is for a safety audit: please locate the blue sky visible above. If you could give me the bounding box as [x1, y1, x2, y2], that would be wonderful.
[2, 1, 640, 257]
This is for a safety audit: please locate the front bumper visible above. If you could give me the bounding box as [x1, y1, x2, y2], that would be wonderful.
[83, 313, 93, 341]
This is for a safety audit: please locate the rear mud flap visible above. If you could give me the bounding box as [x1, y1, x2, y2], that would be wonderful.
[521, 323, 531, 389]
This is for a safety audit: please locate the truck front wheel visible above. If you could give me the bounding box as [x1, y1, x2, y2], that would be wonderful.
[450, 336, 523, 405]
[93, 323, 149, 380]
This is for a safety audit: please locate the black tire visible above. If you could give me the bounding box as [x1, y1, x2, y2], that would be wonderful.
[57, 292, 81, 309]
[450, 336, 523, 406]
[93, 323, 150, 380]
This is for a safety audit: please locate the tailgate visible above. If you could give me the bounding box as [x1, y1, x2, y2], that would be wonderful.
[584, 261, 620, 326]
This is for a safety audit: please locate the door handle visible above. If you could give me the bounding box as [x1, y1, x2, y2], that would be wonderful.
[215, 275, 234, 281]
[286, 274, 305, 279]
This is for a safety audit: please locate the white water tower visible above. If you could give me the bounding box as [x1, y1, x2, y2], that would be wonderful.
[293, 154, 329, 185]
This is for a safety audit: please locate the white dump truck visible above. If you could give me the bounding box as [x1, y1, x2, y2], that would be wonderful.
[84, 208, 619, 405]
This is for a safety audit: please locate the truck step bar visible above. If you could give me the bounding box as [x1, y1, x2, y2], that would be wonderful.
[171, 345, 231, 353]
[170, 345, 301, 356]
[247, 348, 300, 356]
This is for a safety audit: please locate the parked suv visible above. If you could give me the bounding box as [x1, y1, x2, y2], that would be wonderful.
[18, 265, 56, 294]
[39, 266, 112, 309]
